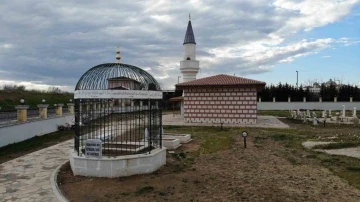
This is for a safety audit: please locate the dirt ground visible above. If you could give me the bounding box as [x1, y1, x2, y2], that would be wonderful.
[58, 121, 360, 202]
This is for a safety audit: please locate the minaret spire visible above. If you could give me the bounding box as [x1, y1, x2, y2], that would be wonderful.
[116, 47, 121, 63]
[180, 15, 200, 82]
[183, 17, 196, 45]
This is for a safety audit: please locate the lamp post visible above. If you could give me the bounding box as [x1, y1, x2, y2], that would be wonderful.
[42, 99, 46, 103]
[178, 76, 181, 84]
[20, 99, 25, 105]
[296, 70, 298, 89]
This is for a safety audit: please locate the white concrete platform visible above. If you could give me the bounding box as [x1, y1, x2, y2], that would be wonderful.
[163, 133, 192, 144]
[162, 138, 182, 150]
[70, 148, 166, 178]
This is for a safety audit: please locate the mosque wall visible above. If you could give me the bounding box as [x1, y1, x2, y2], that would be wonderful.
[183, 87, 258, 124]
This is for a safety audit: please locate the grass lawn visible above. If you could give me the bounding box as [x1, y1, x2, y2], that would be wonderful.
[58, 120, 360, 202]
[0, 130, 74, 164]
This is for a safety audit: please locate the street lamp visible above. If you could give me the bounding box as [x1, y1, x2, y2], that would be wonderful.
[42, 99, 46, 103]
[296, 70, 298, 89]
[69, 99, 72, 102]
[178, 76, 181, 84]
[20, 99, 25, 105]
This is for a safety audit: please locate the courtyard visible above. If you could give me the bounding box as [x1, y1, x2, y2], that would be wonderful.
[57, 118, 360, 202]
[1, 115, 360, 201]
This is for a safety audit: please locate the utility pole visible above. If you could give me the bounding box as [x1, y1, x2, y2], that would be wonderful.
[296, 70, 298, 89]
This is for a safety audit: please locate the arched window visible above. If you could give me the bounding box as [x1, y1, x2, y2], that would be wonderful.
[186, 57, 191, 60]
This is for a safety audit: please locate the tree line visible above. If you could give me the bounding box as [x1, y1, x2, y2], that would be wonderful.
[1, 84, 70, 94]
[258, 83, 360, 102]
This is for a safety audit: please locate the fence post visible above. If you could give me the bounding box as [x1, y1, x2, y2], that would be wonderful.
[350, 97, 353, 102]
[334, 97, 337, 103]
[15, 105, 29, 122]
[319, 97, 322, 102]
[273, 97, 276, 102]
[56, 104, 63, 116]
[67, 103, 75, 114]
[288, 97, 291, 102]
[258, 97, 261, 102]
[37, 104, 49, 119]
[303, 97, 306, 102]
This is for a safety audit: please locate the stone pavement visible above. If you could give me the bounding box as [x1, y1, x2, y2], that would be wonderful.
[0, 139, 73, 202]
[163, 114, 289, 128]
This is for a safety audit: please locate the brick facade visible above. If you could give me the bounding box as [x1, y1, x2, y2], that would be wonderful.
[183, 87, 258, 124]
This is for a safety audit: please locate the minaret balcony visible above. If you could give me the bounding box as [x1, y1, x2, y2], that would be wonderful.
[180, 60, 199, 71]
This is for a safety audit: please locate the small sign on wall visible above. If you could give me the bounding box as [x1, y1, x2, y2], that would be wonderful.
[84, 139, 102, 158]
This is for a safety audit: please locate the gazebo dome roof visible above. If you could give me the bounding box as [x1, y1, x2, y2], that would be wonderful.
[75, 63, 161, 91]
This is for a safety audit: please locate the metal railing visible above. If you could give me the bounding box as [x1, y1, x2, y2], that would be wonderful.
[74, 99, 162, 157]
[0, 109, 18, 126]
[0, 106, 72, 126]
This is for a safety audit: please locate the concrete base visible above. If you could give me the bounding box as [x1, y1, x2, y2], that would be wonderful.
[162, 138, 181, 150]
[163, 133, 192, 144]
[70, 148, 166, 178]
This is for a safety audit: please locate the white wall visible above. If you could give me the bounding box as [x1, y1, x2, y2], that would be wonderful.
[0, 115, 74, 148]
[257, 102, 360, 110]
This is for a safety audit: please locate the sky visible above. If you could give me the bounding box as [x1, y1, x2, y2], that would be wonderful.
[0, 0, 359, 91]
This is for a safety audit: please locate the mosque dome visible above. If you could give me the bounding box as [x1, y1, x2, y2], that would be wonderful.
[75, 63, 161, 91]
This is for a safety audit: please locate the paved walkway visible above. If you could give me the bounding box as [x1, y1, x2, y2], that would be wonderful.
[0, 140, 73, 202]
[303, 141, 360, 159]
[163, 114, 289, 128]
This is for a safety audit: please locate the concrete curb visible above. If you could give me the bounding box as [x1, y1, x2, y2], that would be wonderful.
[50, 160, 69, 202]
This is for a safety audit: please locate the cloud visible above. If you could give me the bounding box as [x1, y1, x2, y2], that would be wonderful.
[0, 0, 359, 91]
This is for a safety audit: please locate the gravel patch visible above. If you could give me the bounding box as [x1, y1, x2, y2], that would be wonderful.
[302, 141, 360, 159]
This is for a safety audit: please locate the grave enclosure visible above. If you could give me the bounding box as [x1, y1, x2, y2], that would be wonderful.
[70, 62, 166, 178]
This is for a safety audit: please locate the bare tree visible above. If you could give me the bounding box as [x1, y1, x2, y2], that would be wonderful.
[47, 86, 62, 94]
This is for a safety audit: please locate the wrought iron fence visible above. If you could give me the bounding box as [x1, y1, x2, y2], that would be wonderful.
[74, 99, 162, 157]
[47, 107, 57, 118]
[27, 108, 40, 119]
[0, 106, 73, 126]
[0, 109, 17, 125]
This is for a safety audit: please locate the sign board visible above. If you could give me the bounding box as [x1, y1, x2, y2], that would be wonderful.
[84, 139, 102, 158]
[74, 90, 163, 99]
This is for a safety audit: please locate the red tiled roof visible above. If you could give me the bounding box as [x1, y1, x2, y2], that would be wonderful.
[169, 96, 184, 101]
[176, 74, 266, 87]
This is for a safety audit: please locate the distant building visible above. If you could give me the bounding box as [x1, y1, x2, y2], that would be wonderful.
[303, 79, 343, 93]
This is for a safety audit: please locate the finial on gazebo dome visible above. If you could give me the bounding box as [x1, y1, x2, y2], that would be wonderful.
[116, 47, 121, 63]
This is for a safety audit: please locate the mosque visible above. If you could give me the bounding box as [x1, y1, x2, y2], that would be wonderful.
[173, 17, 266, 124]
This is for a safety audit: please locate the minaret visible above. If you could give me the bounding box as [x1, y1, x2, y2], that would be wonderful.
[180, 15, 200, 82]
[116, 47, 121, 63]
